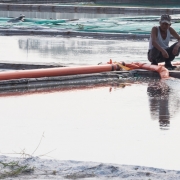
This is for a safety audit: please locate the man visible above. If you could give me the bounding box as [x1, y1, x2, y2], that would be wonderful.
[7, 14, 25, 23]
[148, 14, 180, 70]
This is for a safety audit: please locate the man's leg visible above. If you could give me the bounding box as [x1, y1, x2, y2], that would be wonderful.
[148, 47, 163, 65]
[164, 42, 179, 69]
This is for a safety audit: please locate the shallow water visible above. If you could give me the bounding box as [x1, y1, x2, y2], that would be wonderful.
[0, 10, 149, 19]
[1, 34, 180, 171]
[1, 79, 180, 171]
[0, 36, 149, 65]
[1, 36, 180, 65]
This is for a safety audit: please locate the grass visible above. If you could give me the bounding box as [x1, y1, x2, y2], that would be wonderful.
[0, 132, 55, 179]
[0, 161, 34, 179]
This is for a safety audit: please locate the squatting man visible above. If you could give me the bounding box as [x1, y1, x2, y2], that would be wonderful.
[148, 14, 180, 70]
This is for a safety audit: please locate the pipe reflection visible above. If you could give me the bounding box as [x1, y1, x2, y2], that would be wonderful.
[0, 81, 131, 98]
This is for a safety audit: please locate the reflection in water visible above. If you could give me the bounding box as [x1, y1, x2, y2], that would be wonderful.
[0, 80, 131, 98]
[0, 10, 168, 20]
[0, 11, 123, 19]
[147, 79, 180, 130]
[1, 36, 179, 64]
[18, 37, 148, 64]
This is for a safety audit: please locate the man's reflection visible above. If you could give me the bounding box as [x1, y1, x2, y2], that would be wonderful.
[147, 80, 171, 130]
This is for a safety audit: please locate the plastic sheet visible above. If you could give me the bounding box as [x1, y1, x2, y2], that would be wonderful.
[0, 15, 180, 35]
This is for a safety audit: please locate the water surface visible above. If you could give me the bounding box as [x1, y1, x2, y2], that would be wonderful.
[1, 79, 180, 170]
[0, 29, 180, 171]
[1, 36, 180, 65]
[0, 36, 149, 65]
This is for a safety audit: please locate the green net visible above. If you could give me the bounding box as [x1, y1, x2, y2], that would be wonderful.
[1, 15, 180, 35]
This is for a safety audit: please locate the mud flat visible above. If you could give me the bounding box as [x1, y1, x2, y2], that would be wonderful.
[0, 29, 150, 40]
[1, 155, 180, 180]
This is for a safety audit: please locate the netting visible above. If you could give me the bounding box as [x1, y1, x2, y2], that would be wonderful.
[1, 15, 180, 35]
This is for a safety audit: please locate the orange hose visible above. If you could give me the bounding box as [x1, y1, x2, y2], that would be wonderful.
[158, 61, 180, 66]
[0, 60, 174, 81]
[0, 64, 118, 81]
[124, 62, 169, 79]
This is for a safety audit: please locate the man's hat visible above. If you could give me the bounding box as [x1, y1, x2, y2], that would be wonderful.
[160, 14, 171, 24]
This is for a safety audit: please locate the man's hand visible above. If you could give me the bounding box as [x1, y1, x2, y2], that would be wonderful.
[161, 49, 169, 58]
[172, 44, 180, 55]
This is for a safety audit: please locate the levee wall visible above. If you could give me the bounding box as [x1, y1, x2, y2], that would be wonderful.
[1, 0, 180, 5]
[96, 0, 180, 5]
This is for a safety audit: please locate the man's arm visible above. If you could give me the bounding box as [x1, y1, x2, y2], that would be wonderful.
[169, 27, 180, 55]
[151, 26, 169, 58]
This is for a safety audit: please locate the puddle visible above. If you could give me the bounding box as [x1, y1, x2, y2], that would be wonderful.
[0, 79, 180, 170]
[0, 10, 148, 19]
[0, 10, 180, 171]
[1, 36, 180, 65]
[0, 36, 148, 64]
